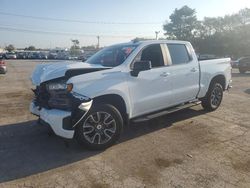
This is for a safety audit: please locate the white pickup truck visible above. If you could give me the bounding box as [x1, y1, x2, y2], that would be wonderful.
[30, 40, 232, 150]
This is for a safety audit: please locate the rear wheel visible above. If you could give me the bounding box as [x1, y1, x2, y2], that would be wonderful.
[201, 82, 223, 111]
[75, 104, 123, 150]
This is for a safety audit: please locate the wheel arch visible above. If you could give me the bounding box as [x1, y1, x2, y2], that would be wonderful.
[92, 94, 129, 125]
[209, 74, 226, 91]
[201, 74, 225, 111]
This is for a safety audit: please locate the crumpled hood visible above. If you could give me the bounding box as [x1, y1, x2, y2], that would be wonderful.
[31, 61, 109, 85]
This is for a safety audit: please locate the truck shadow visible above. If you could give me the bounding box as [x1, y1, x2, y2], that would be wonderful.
[0, 107, 206, 183]
[123, 107, 206, 141]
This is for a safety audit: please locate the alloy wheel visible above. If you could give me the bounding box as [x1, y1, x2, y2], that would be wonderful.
[210, 84, 223, 108]
[82, 111, 116, 145]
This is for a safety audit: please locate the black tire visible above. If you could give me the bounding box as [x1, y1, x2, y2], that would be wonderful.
[201, 82, 223, 111]
[239, 68, 246, 74]
[75, 104, 123, 150]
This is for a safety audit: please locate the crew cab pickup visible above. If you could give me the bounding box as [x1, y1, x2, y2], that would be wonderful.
[30, 40, 232, 150]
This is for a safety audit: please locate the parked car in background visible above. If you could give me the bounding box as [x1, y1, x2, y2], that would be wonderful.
[81, 52, 96, 62]
[48, 53, 57, 59]
[40, 52, 48, 59]
[56, 53, 71, 60]
[0, 58, 7, 74]
[77, 54, 86, 61]
[238, 57, 250, 73]
[231, 59, 239, 68]
[5, 52, 17, 59]
[28, 52, 42, 59]
[65, 55, 78, 60]
[27, 53, 33, 59]
[16, 52, 27, 59]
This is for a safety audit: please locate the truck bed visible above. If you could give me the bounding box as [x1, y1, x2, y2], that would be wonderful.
[198, 58, 232, 98]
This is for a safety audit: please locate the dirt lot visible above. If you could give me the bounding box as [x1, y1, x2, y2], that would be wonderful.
[0, 60, 250, 188]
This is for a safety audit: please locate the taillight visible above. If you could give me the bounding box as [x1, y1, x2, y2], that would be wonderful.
[0, 60, 5, 65]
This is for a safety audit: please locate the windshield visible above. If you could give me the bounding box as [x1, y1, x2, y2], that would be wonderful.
[86, 44, 138, 67]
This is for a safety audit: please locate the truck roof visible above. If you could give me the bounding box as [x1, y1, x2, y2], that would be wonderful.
[110, 40, 191, 48]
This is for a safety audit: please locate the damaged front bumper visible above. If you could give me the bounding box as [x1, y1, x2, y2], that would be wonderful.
[30, 98, 93, 139]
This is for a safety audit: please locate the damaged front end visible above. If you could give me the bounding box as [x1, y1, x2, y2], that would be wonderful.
[30, 79, 92, 139]
[29, 61, 112, 139]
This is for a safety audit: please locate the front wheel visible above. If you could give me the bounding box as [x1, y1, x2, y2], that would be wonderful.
[75, 104, 123, 150]
[201, 82, 223, 111]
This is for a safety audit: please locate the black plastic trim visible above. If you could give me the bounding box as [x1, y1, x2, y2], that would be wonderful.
[65, 68, 110, 78]
[62, 116, 73, 130]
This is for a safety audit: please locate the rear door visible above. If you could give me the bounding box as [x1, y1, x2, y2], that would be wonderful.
[164, 43, 200, 105]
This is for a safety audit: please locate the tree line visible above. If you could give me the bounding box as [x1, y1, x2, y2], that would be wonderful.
[4, 40, 97, 55]
[5, 45, 38, 52]
[163, 6, 250, 58]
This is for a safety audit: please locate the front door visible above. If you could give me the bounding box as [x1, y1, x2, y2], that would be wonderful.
[127, 44, 173, 118]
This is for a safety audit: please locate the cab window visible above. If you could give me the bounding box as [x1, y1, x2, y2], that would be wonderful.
[135, 44, 164, 68]
[167, 44, 191, 65]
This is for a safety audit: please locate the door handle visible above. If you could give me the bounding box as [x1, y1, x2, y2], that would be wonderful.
[190, 68, 198, 72]
[160, 72, 170, 77]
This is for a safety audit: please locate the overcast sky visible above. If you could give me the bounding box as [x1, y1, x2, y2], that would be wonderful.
[0, 0, 250, 48]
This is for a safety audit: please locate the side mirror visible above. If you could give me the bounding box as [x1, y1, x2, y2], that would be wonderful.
[130, 61, 151, 77]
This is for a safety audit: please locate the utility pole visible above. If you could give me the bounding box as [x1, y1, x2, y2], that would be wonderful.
[155, 31, 160, 40]
[97, 36, 100, 49]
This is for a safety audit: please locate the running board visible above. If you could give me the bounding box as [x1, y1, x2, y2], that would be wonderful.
[132, 101, 201, 123]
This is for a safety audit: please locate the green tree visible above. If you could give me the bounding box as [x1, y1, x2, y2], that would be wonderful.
[198, 8, 250, 57]
[25, 46, 36, 51]
[5, 44, 15, 52]
[70, 39, 80, 56]
[238, 8, 250, 25]
[71, 39, 79, 46]
[163, 7, 250, 58]
[163, 6, 198, 41]
[81, 45, 96, 50]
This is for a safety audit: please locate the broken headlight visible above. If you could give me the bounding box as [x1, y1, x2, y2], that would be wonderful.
[47, 82, 67, 90]
[47, 81, 73, 92]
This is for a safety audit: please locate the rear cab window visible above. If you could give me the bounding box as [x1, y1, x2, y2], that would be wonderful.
[167, 44, 191, 65]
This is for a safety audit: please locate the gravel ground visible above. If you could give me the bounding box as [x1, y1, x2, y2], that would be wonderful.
[0, 60, 249, 188]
